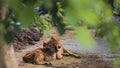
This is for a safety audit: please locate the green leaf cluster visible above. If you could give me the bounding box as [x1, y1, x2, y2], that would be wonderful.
[113, 0, 120, 15]
[34, 15, 52, 35]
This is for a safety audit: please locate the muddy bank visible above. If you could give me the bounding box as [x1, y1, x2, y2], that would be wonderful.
[13, 27, 43, 51]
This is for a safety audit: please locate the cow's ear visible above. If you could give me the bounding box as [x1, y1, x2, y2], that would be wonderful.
[51, 36, 54, 40]
[43, 42, 47, 47]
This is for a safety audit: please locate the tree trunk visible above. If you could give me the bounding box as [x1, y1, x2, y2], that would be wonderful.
[0, 2, 18, 68]
[0, 41, 18, 68]
[0, 2, 8, 22]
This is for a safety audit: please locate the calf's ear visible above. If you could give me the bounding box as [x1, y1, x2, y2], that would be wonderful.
[43, 42, 47, 47]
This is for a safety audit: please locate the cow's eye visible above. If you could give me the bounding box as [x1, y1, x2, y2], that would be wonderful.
[58, 46, 61, 49]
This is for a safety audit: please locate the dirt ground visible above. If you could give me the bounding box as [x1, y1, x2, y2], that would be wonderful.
[15, 28, 119, 68]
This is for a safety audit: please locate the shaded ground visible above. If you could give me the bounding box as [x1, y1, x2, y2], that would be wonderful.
[13, 27, 43, 51]
[15, 28, 119, 68]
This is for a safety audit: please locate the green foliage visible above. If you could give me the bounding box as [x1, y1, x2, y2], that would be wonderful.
[4, 31, 15, 44]
[3, 20, 21, 44]
[17, 6, 36, 27]
[5, 0, 37, 27]
[1, 0, 39, 43]
[113, 58, 120, 67]
[64, 0, 115, 46]
[34, 15, 52, 35]
[21, 0, 38, 6]
[98, 22, 120, 51]
[75, 26, 96, 47]
[0, 0, 119, 51]
[113, 0, 120, 15]
[41, 0, 53, 10]
[50, 1, 66, 35]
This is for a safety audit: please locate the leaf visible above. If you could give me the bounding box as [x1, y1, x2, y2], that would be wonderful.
[74, 26, 96, 48]
[51, 6, 65, 35]
[21, 0, 38, 6]
[4, 31, 15, 44]
[41, 0, 53, 10]
[113, 58, 120, 67]
[52, 16, 65, 35]
[81, 11, 100, 27]
[5, 0, 21, 11]
[17, 6, 37, 27]
[65, 8, 78, 26]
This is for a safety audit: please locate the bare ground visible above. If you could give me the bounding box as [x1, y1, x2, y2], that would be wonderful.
[15, 29, 119, 68]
